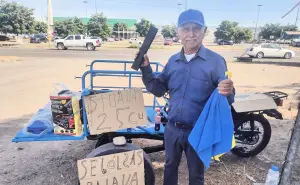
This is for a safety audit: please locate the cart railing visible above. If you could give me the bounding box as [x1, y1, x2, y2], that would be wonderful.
[81, 60, 168, 136]
[12, 60, 168, 142]
[86, 60, 164, 91]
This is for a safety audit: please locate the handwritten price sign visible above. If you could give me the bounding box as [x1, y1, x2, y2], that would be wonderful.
[77, 149, 145, 185]
[84, 88, 148, 135]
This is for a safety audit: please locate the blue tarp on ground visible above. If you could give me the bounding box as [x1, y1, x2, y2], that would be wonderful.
[188, 89, 234, 169]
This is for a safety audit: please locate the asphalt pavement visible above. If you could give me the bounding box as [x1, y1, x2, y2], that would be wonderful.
[1, 45, 300, 63]
[0, 47, 244, 63]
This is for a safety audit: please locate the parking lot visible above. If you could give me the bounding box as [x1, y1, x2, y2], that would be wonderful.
[0, 44, 300, 185]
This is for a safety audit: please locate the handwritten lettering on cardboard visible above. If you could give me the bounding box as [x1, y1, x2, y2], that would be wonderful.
[84, 88, 147, 135]
[77, 149, 145, 185]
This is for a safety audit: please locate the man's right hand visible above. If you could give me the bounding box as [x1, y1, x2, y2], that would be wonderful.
[135, 52, 150, 67]
[141, 54, 150, 67]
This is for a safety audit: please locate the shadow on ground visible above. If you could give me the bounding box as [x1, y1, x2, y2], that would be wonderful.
[235, 59, 300, 67]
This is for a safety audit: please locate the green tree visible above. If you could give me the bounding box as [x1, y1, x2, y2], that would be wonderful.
[259, 23, 282, 40]
[282, 24, 298, 32]
[135, 18, 155, 37]
[0, 0, 35, 34]
[54, 17, 85, 38]
[86, 13, 111, 39]
[31, 21, 47, 34]
[214, 21, 252, 42]
[233, 28, 252, 43]
[113, 22, 128, 32]
[258, 23, 298, 40]
[73, 17, 85, 34]
[244, 28, 253, 41]
[161, 25, 177, 38]
[214, 21, 239, 40]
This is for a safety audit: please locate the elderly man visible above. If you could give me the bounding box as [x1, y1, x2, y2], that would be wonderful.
[140, 9, 235, 185]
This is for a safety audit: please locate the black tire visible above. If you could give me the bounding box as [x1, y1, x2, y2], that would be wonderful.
[284, 52, 292, 59]
[231, 114, 272, 158]
[256, 52, 264, 58]
[57, 43, 64, 50]
[86, 43, 95, 51]
[63, 47, 68, 50]
[83, 143, 155, 185]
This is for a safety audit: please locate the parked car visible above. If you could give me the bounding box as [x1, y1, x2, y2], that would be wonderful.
[53, 35, 101, 51]
[0, 35, 9, 41]
[30, 35, 47, 43]
[291, 39, 300, 47]
[106, 37, 115, 42]
[164, 39, 173, 46]
[129, 38, 142, 44]
[217, 39, 234, 45]
[247, 43, 295, 59]
[258, 39, 267, 44]
[51, 36, 61, 41]
[234, 40, 242, 44]
[114, 38, 120, 41]
[276, 39, 291, 44]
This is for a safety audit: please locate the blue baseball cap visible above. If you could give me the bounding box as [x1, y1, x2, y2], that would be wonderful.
[178, 9, 206, 28]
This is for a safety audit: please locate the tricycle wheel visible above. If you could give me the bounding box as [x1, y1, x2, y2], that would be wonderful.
[80, 143, 155, 185]
[231, 114, 272, 158]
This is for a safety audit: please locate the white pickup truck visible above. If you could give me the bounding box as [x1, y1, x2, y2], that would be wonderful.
[54, 35, 101, 51]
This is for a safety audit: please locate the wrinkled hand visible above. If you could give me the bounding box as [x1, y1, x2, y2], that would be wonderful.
[218, 79, 234, 96]
[135, 52, 150, 67]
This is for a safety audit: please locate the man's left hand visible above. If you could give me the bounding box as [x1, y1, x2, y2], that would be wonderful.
[218, 79, 234, 96]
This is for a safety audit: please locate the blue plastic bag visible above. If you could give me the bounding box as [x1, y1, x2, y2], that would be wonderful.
[188, 89, 234, 169]
[22, 102, 54, 137]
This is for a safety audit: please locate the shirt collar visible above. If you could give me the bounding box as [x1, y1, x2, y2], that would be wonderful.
[175, 44, 207, 62]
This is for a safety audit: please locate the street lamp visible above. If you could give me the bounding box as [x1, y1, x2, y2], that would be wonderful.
[95, 0, 98, 14]
[83, 0, 88, 18]
[254, 4, 262, 41]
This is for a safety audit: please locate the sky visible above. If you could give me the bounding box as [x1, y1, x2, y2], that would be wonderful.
[7, 0, 300, 27]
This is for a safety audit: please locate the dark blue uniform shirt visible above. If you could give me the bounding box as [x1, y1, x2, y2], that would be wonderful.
[141, 45, 235, 125]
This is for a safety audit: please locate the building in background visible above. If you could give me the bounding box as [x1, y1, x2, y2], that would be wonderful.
[53, 17, 137, 29]
[52, 17, 138, 38]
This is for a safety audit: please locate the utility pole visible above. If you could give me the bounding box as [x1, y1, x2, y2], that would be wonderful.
[185, 0, 187, 10]
[47, 0, 53, 47]
[83, 0, 88, 18]
[295, 4, 300, 26]
[95, 0, 98, 14]
[177, 0, 182, 26]
[254, 4, 262, 41]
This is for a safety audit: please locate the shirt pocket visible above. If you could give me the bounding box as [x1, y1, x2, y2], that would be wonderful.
[187, 77, 213, 103]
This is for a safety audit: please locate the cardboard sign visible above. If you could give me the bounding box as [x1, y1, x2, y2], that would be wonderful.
[84, 88, 148, 135]
[77, 149, 145, 185]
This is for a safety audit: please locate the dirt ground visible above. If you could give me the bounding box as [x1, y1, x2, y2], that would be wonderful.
[0, 49, 300, 185]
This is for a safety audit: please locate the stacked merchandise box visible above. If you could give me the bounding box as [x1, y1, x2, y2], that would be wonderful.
[50, 93, 82, 136]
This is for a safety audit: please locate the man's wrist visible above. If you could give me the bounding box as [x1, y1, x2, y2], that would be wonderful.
[140, 64, 153, 81]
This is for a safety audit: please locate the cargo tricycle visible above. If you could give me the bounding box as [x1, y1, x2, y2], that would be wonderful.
[12, 60, 288, 185]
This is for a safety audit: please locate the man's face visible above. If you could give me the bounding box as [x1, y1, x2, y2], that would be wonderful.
[178, 22, 206, 50]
